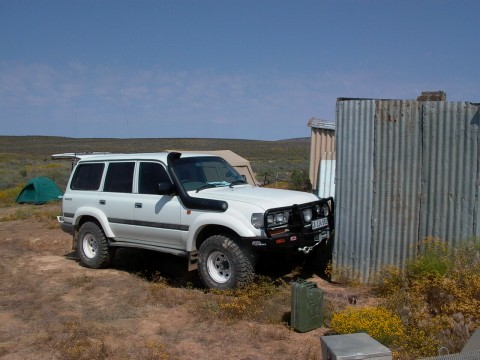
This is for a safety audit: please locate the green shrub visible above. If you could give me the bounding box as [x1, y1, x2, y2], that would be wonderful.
[372, 236, 480, 358]
[406, 236, 450, 280]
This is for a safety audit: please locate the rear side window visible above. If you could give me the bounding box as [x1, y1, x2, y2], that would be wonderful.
[71, 163, 105, 190]
[103, 162, 135, 193]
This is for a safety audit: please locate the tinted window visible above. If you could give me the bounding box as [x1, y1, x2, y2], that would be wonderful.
[139, 162, 170, 194]
[71, 163, 105, 190]
[173, 157, 242, 183]
[103, 162, 135, 193]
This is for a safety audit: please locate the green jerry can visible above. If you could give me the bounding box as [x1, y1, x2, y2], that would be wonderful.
[290, 279, 324, 332]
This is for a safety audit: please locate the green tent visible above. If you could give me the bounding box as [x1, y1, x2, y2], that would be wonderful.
[16, 177, 63, 205]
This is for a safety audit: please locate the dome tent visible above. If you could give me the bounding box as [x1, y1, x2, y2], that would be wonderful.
[16, 177, 63, 205]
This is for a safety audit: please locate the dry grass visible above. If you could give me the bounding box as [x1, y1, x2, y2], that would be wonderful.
[3, 204, 478, 359]
[0, 203, 334, 360]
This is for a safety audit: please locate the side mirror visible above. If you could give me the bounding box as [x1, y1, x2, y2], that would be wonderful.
[157, 182, 176, 196]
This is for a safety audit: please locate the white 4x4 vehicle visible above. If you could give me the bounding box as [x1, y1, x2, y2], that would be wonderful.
[57, 152, 334, 289]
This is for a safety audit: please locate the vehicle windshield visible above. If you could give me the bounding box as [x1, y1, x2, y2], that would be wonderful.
[171, 156, 247, 192]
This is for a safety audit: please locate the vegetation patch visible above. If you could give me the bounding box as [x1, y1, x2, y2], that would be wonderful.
[198, 276, 288, 323]
[369, 236, 480, 358]
[330, 306, 405, 346]
[53, 320, 111, 360]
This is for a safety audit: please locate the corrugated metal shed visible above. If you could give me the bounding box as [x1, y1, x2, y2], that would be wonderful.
[419, 102, 480, 241]
[317, 152, 335, 198]
[335, 98, 480, 282]
[308, 118, 335, 193]
[335, 100, 375, 280]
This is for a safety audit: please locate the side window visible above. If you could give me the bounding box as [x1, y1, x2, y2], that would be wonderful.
[71, 163, 105, 190]
[103, 162, 135, 193]
[139, 162, 170, 194]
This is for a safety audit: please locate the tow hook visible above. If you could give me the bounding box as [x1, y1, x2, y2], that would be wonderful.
[298, 241, 320, 254]
[298, 246, 314, 254]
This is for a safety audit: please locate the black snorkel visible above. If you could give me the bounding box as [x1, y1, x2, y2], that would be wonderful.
[167, 152, 228, 212]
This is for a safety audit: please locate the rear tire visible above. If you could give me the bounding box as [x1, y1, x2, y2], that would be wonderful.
[198, 235, 254, 289]
[77, 222, 112, 269]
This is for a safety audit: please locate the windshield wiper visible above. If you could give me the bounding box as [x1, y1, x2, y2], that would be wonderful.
[196, 183, 217, 193]
[229, 179, 248, 188]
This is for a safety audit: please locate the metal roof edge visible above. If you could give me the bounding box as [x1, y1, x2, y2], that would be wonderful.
[307, 118, 335, 130]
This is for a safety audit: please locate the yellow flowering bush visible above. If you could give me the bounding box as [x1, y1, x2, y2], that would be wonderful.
[0, 185, 24, 206]
[371, 236, 480, 358]
[330, 306, 405, 346]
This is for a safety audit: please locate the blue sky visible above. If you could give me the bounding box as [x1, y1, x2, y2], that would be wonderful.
[1, 0, 479, 140]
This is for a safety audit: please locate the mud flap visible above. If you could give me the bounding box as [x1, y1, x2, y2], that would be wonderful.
[188, 250, 198, 271]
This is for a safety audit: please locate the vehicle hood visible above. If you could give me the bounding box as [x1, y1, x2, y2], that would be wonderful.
[190, 185, 319, 211]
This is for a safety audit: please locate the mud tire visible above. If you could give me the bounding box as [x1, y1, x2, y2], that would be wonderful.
[77, 221, 112, 269]
[198, 235, 254, 289]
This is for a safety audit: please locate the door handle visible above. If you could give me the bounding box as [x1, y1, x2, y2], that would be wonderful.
[99, 200, 106, 205]
[135, 203, 143, 208]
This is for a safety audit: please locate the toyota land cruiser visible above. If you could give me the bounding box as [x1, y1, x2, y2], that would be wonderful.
[56, 151, 334, 289]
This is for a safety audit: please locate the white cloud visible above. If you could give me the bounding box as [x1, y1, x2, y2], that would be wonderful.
[1, 61, 478, 139]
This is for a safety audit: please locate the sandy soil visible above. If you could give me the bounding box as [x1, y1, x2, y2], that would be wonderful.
[0, 204, 370, 360]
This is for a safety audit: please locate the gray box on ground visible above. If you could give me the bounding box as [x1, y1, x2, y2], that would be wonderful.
[321, 333, 392, 360]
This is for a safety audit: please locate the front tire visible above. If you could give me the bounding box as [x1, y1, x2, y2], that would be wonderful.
[77, 221, 112, 269]
[198, 235, 254, 289]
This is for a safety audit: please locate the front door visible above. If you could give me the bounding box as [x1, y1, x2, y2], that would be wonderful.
[131, 162, 183, 250]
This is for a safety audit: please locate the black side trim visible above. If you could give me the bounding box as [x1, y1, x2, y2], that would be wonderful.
[108, 218, 189, 231]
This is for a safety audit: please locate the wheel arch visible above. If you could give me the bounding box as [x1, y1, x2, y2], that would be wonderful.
[73, 207, 114, 238]
[194, 225, 240, 251]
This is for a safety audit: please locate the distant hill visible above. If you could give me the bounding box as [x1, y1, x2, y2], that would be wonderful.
[0, 136, 311, 189]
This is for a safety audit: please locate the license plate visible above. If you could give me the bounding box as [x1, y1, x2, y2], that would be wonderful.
[312, 217, 328, 230]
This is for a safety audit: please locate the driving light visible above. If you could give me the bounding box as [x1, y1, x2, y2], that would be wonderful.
[303, 209, 312, 222]
[321, 204, 330, 216]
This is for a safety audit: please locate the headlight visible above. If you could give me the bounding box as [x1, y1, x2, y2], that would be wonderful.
[303, 208, 312, 222]
[251, 213, 264, 228]
[266, 210, 289, 227]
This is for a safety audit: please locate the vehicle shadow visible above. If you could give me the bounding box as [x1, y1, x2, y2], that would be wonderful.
[65, 247, 329, 289]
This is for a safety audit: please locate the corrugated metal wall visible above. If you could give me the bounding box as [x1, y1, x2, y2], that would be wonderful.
[335, 99, 480, 282]
[335, 99, 375, 279]
[419, 102, 480, 242]
[317, 152, 336, 198]
[308, 119, 335, 191]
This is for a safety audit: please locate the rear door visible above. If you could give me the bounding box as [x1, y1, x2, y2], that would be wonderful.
[100, 162, 136, 239]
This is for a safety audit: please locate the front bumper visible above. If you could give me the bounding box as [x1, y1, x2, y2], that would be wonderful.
[245, 197, 334, 253]
[245, 227, 330, 252]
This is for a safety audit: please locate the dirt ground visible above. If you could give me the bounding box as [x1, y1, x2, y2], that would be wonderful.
[0, 204, 372, 360]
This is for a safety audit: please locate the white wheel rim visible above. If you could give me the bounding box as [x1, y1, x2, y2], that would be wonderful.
[82, 233, 97, 259]
[206, 251, 231, 284]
